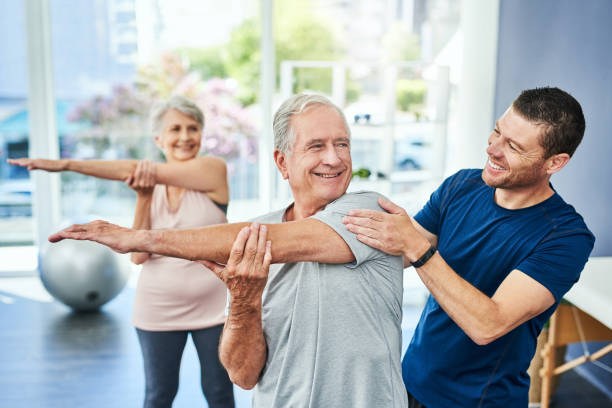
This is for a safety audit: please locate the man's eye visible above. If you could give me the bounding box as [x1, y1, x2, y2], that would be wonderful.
[508, 142, 517, 151]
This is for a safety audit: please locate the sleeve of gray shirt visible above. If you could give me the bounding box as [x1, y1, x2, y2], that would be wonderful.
[311, 190, 389, 268]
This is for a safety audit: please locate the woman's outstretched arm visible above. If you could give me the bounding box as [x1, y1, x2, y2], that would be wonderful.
[7, 157, 137, 181]
[8, 156, 229, 203]
[154, 156, 229, 205]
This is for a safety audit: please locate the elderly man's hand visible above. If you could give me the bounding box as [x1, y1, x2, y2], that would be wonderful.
[48, 220, 140, 254]
[199, 223, 272, 307]
[342, 197, 428, 262]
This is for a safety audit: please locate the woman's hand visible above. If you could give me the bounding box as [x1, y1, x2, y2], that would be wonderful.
[7, 158, 68, 172]
[125, 159, 156, 194]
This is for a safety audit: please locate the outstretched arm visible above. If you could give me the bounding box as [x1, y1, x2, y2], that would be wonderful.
[342, 197, 555, 345]
[7, 157, 136, 181]
[154, 156, 228, 204]
[49, 217, 354, 265]
[7, 156, 228, 202]
[200, 223, 271, 389]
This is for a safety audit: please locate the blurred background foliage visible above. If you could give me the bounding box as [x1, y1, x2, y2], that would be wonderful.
[182, 3, 344, 106]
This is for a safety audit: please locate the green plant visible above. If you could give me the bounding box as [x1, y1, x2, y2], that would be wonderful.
[352, 167, 371, 179]
[396, 79, 427, 116]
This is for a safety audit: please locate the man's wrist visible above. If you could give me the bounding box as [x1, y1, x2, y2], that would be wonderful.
[227, 300, 262, 329]
[405, 238, 432, 264]
[139, 229, 156, 253]
[411, 244, 437, 268]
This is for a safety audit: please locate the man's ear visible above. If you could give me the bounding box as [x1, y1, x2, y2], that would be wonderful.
[545, 153, 570, 175]
[274, 149, 289, 179]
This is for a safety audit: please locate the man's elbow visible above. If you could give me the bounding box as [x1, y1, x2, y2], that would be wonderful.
[220, 354, 262, 390]
[228, 372, 259, 390]
[130, 253, 148, 265]
[471, 333, 497, 346]
[465, 313, 508, 346]
[469, 321, 507, 346]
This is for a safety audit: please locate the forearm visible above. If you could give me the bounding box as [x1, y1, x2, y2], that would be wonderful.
[219, 301, 267, 389]
[266, 219, 354, 264]
[414, 254, 505, 345]
[395, 221, 502, 339]
[144, 223, 249, 263]
[143, 219, 354, 264]
[65, 159, 137, 181]
[131, 193, 153, 265]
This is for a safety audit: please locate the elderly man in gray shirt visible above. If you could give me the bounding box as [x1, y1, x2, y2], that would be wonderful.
[50, 94, 409, 408]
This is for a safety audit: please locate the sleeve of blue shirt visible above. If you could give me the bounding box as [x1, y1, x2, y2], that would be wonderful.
[414, 170, 465, 235]
[515, 227, 595, 302]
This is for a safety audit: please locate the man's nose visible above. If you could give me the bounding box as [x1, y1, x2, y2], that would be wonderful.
[486, 134, 501, 157]
[322, 146, 342, 165]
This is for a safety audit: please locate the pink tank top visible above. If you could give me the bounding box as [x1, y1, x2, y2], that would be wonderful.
[131, 185, 228, 331]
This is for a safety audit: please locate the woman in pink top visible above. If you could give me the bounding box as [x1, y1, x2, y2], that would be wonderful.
[8, 96, 234, 407]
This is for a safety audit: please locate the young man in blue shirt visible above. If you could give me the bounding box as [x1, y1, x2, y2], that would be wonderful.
[343, 87, 595, 407]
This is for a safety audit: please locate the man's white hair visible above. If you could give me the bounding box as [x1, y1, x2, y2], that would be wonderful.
[273, 93, 350, 155]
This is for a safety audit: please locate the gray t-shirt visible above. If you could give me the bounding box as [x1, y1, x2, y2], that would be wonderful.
[251, 191, 407, 408]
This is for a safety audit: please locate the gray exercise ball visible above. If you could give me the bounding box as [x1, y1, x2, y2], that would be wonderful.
[39, 239, 131, 312]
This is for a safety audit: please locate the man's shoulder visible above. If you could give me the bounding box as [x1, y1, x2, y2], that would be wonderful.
[446, 169, 485, 190]
[325, 190, 386, 211]
[250, 208, 287, 223]
[541, 194, 595, 242]
[433, 169, 487, 207]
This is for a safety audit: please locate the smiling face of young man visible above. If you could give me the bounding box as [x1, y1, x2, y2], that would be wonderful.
[274, 104, 352, 218]
[482, 106, 570, 208]
[483, 107, 549, 189]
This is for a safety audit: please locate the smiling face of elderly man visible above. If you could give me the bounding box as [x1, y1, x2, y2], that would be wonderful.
[273, 98, 353, 220]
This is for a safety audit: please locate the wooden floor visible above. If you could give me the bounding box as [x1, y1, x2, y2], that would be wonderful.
[0, 276, 610, 408]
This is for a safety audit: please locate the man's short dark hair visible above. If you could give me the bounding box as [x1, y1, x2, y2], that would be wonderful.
[512, 87, 585, 158]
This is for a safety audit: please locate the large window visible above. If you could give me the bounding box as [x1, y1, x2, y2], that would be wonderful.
[51, 0, 261, 222]
[272, 0, 459, 214]
[1, 0, 460, 273]
[0, 1, 34, 251]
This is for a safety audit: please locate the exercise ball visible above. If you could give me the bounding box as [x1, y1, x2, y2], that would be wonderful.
[39, 239, 131, 312]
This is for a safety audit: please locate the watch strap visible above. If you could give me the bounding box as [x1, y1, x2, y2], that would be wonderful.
[411, 244, 437, 268]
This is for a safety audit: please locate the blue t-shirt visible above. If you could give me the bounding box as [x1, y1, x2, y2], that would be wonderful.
[403, 169, 595, 408]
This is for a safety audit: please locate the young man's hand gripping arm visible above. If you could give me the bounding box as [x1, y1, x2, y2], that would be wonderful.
[342, 197, 556, 345]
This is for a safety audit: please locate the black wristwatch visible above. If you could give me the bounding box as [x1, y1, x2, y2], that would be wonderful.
[411, 244, 437, 268]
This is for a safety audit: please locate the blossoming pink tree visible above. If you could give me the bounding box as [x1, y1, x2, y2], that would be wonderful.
[67, 52, 258, 165]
